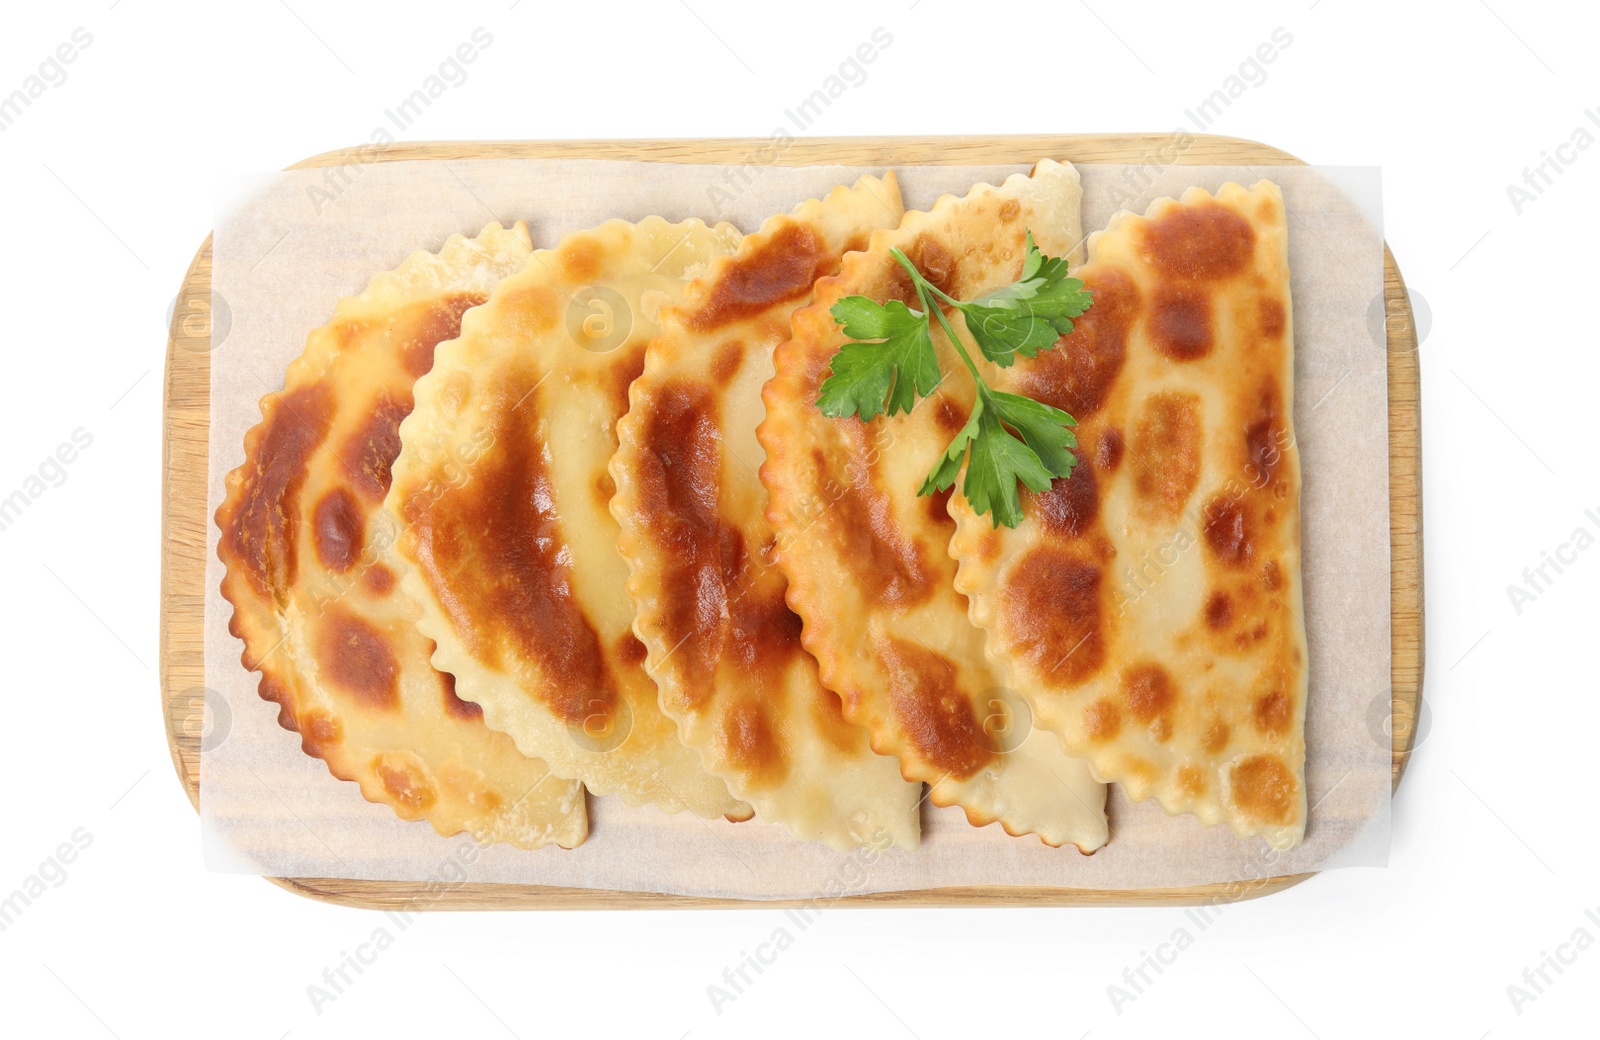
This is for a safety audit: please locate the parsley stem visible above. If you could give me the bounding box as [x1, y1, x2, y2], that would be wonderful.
[888, 248, 985, 388]
[926, 288, 984, 383]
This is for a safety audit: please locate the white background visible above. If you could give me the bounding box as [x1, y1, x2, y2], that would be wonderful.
[0, 0, 1594, 1036]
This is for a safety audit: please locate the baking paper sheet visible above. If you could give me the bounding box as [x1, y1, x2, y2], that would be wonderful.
[203, 157, 1390, 897]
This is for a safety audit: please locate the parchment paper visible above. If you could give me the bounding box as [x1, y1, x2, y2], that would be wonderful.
[202, 158, 1390, 897]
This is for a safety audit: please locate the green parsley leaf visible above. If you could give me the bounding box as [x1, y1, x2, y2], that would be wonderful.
[957, 390, 1058, 529]
[959, 233, 1093, 367]
[818, 229, 1092, 528]
[919, 408, 980, 497]
[984, 390, 1078, 481]
[816, 296, 940, 421]
[919, 388, 1079, 528]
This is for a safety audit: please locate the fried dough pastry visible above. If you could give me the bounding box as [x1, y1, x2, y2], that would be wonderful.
[949, 183, 1309, 847]
[388, 217, 751, 820]
[216, 223, 587, 849]
[610, 175, 921, 850]
[758, 160, 1108, 851]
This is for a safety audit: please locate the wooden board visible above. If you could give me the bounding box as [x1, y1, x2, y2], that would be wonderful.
[161, 135, 1423, 909]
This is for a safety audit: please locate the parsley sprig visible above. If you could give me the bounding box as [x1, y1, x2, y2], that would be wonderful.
[815, 232, 1093, 528]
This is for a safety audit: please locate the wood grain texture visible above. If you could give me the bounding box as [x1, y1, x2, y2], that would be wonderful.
[162, 134, 1423, 910]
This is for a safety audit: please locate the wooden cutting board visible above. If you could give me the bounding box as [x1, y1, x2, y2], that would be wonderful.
[160, 134, 1424, 909]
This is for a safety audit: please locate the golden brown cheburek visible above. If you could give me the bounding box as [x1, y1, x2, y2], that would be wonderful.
[216, 223, 587, 849]
[758, 160, 1109, 851]
[388, 216, 751, 821]
[611, 175, 922, 851]
[950, 182, 1309, 848]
